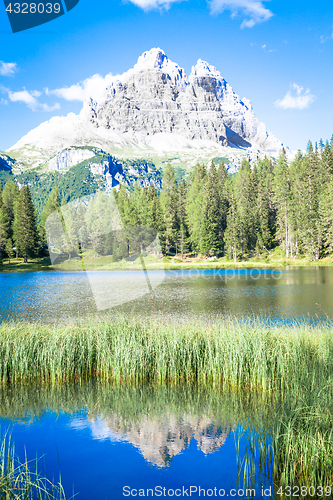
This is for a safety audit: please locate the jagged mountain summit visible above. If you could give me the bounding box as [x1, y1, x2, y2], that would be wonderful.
[81, 48, 282, 152]
[8, 48, 285, 172]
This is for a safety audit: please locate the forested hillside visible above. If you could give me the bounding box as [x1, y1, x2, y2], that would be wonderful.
[1, 138, 333, 263]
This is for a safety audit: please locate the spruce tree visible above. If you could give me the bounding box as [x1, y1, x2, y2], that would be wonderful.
[322, 140, 333, 177]
[115, 184, 133, 227]
[131, 183, 147, 227]
[76, 202, 88, 252]
[0, 191, 9, 262]
[273, 148, 292, 257]
[85, 192, 109, 259]
[177, 179, 189, 259]
[233, 158, 254, 256]
[217, 161, 229, 251]
[5, 238, 14, 264]
[289, 152, 304, 256]
[200, 161, 222, 256]
[224, 185, 241, 262]
[60, 203, 79, 261]
[144, 181, 164, 255]
[2, 180, 19, 240]
[160, 164, 179, 255]
[254, 177, 271, 253]
[186, 163, 206, 254]
[255, 157, 276, 244]
[13, 186, 38, 262]
[320, 177, 333, 255]
[294, 144, 323, 259]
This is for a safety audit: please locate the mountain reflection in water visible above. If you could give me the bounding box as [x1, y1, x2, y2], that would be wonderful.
[71, 412, 232, 467]
[0, 383, 274, 498]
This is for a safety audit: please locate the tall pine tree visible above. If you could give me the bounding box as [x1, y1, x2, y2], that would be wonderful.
[2, 180, 19, 241]
[0, 190, 9, 262]
[160, 164, 179, 255]
[200, 161, 222, 256]
[224, 185, 241, 262]
[233, 158, 255, 257]
[13, 186, 38, 262]
[186, 163, 206, 254]
[273, 148, 293, 257]
[177, 179, 189, 259]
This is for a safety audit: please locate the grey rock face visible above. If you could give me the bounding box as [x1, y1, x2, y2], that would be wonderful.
[78, 48, 283, 154]
[0, 153, 15, 171]
[8, 48, 285, 168]
[48, 148, 163, 190]
[49, 147, 101, 171]
[86, 70, 229, 146]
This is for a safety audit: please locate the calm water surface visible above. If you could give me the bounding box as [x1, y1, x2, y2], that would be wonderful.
[1, 266, 333, 323]
[0, 384, 272, 500]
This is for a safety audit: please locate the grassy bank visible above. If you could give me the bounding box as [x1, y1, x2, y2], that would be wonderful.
[1, 251, 333, 272]
[0, 258, 53, 273]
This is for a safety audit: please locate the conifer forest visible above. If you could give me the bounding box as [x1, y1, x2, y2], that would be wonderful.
[1, 139, 333, 263]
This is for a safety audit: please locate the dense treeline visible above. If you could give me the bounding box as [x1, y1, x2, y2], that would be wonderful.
[1, 138, 333, 263]
[114, 139, 333, 261]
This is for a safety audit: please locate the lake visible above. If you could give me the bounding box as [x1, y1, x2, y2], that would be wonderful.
[0, 266, 332, 499]
[1, 266, 333, 324]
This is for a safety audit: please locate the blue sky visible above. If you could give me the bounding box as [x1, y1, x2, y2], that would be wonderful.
[1, 0, 333, 151]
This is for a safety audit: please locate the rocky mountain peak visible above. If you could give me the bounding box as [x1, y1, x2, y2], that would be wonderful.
[190, 59, 222, 80]
[134, 47, 189, 91]
[135, 47, 168, 70]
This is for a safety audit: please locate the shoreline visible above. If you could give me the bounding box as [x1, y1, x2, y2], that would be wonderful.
[1, 255, 333, 272]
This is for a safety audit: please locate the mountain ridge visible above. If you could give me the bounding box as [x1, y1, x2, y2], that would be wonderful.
[7, 48, 285, 174]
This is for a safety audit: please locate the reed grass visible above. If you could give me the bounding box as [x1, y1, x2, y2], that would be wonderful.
[0, 317, 332, 392]
[0, 431, 67, 500]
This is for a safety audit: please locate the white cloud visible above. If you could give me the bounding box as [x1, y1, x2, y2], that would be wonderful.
[0, 98, 8, 105]
[208, 0, 273, 28]
[320, 27, 333, 43]
[9, 89, 41, 107]
[0, 61, 18, 76]
[46, 83, 86, 101]
[127, 0, 181, 9]
[275, 83, 316, 110]
[1, 87, 60, 111]
[46, 73, 115, 102]
[127, 0, 273, 25]
[262, 43, 276, 52]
